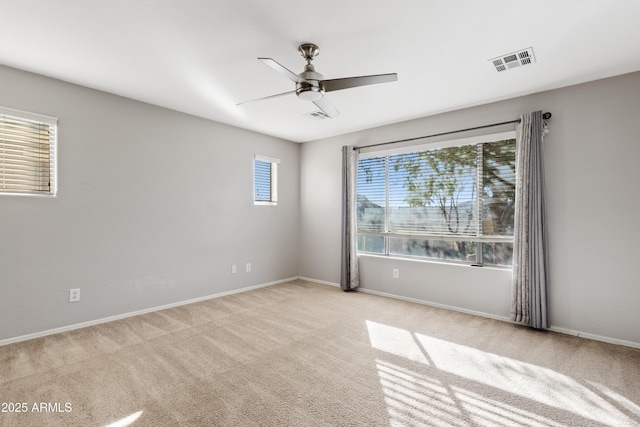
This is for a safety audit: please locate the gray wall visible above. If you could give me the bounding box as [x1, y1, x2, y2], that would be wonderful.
[2, 63, 639, 348]
[0, 65, 300, 341]
[300, 71, 640, 347]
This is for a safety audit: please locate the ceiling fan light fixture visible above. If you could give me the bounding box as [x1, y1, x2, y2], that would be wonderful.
[296, 86, 323, 101]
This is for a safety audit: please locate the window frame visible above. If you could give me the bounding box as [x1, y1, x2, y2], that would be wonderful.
[253, 154, 280, 206]
[0, 105, 58, 197]
[356, 131, 516, 267]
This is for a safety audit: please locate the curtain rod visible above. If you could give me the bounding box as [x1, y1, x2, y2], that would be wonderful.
[354, 112, 552, 151]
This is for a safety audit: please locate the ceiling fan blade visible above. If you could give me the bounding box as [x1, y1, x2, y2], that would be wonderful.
[321, 73, 397, 92]
[258, 58, 306, 83]
[313, 95, 340, 118]
[236, 90, 296, 106]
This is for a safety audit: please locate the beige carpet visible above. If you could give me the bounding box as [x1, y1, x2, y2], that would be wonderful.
[1, 280, 639, 427]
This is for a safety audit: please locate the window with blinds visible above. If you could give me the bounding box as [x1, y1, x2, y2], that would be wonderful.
[357, 133, 516, 266]
[254, 155, 279, 205]
[0, 107, 57, 196]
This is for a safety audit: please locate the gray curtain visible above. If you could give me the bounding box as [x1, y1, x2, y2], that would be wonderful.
[511, 111, 549, 329]
[341, 145, 360, 291]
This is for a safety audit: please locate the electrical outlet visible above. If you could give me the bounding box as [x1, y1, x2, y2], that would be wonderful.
[231, 264, 237, 274]
[392, 268, 399, 279]
[245, 263, 251, 273]
[69, 288, 80, 302]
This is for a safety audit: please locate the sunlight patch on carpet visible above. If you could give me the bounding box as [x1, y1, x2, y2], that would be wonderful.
[376, 359, 460, 426]
[587, 381, 640, 418]
[367, 320, 639, 426]
[102, 410, 143, 427]
[366, 320, 430, 364]
[413, 332, 639, 425]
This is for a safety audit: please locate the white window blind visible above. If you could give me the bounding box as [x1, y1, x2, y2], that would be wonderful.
[254, 155, 279, 204]
[389, 145, 479, 236]
[357, 133, 516, 266]
[0, 106, 57, 196]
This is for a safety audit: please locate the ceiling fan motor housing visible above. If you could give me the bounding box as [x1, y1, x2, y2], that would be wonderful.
[296, 63, 324, 101]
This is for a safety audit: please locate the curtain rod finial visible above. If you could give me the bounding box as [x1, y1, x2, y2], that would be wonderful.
[543, 112, 552, 120]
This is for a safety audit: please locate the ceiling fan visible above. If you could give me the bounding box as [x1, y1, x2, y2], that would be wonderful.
[238, 43, 398, 118]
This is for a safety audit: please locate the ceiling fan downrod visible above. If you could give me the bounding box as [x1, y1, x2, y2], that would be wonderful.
[296, 43, 324, 101]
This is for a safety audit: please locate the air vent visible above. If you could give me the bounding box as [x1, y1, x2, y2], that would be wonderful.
[489, 47, 536, 72]
[304, 110, 330, 120]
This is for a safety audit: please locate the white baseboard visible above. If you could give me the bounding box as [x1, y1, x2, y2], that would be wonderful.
[297, 277, 506, 324]
[356, 287, 511, 322]
[0, 277, 298, 347]
[297, 276, 341, 288]
[547, 326, 640, 349]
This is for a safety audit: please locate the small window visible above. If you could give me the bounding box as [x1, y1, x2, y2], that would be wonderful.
[0, 106, 57, 196]
[254, 155, 279, 205]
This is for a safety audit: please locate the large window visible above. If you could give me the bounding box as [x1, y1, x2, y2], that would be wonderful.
[357, 133, 516, 266]
[0, 106, 57, 196]
[254, 155, 279, 205]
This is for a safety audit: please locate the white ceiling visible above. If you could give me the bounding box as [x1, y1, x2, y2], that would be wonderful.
[2, 1, 640, 142]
